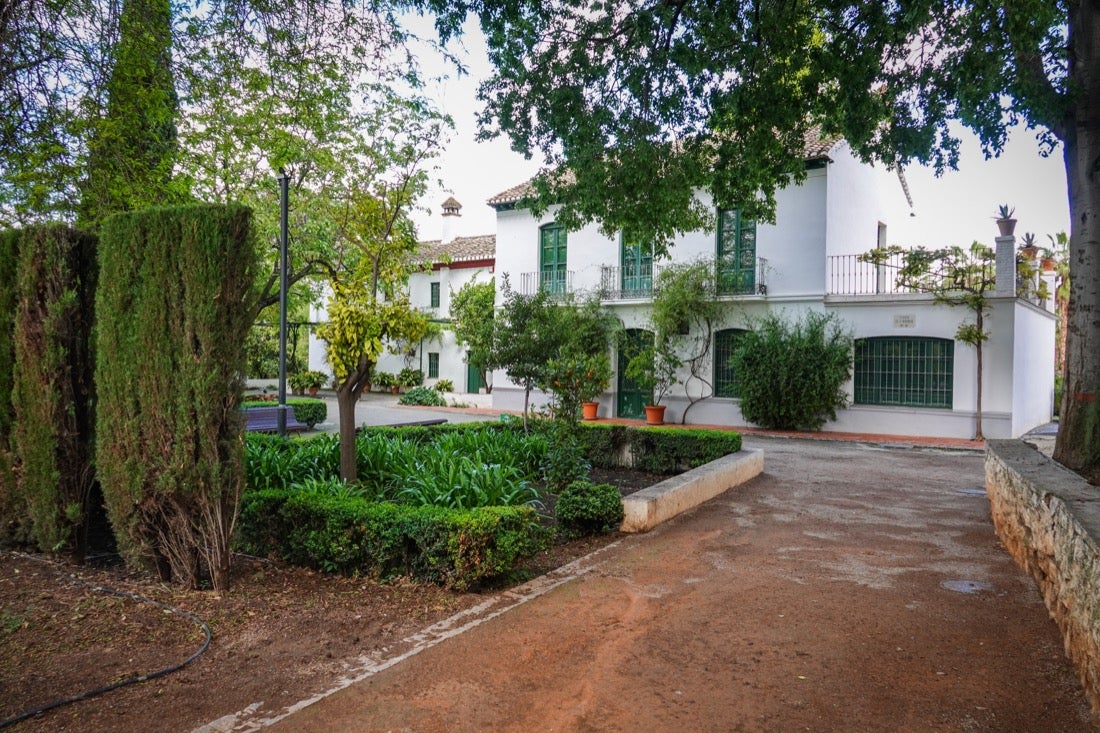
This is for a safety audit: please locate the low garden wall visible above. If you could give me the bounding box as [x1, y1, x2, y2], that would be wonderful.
[985, 440, 1100, 711]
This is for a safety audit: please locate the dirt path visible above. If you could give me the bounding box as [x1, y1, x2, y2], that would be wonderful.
[261, 436, 1094, 732]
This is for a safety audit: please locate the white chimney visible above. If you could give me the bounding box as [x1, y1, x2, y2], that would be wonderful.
[441, 197, 462, 245]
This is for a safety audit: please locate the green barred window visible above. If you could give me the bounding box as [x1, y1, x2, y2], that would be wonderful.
[428, 352, 440, 378]
[430, 282, 440, 308]
[714, 328, 750, 398]
[854, 337, 954, 408]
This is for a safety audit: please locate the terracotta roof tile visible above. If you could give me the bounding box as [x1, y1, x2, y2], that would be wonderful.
[417, 234, 495, 265]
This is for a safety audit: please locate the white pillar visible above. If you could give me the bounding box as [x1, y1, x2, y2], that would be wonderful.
[994, 234, 1016, 298]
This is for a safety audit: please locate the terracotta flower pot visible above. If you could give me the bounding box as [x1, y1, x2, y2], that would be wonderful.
[996, 218, 1017, 237]
[1041, 257, 1056, 272]
[581, 401, 599, 421]
[307, 386, 319, 397]
[644, 404, 666, 425]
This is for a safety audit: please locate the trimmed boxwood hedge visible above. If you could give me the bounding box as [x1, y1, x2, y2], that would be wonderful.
[576, 423, 742, 474]
[237, 489, 549, 590]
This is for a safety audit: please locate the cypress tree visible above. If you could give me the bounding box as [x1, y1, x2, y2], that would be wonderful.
[97, 204, 256, 590]
[78, 0, 182, 227]
[0, 230, 19, 543]
[9, 226, 98, 558]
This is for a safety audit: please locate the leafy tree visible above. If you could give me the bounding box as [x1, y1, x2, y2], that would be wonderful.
[732, 311, 852, 431]
[421, 1, 1100, 480]
[450, 279, 496, 393]
[863, 243, 996, 440]
[492, 275, 559, 429]
[315, 120, 441, 481]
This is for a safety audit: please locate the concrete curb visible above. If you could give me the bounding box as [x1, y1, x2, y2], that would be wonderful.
[620, 449, 765, 532]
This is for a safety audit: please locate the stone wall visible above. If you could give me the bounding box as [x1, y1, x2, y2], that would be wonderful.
[985, 440, 1100, 711]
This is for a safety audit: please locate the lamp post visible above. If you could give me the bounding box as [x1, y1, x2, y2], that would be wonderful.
[277, 168, 290, 436]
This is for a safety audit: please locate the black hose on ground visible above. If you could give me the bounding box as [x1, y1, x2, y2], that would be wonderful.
[0, 553, 212, 730]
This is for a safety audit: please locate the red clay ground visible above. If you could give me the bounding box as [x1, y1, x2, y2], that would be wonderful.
[3, 436, 1095, 732]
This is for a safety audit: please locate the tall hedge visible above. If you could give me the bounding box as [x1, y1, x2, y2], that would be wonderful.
[9, 225, 98, 556]
[97, 204, 256, 590]
[0, 230, 20, 543]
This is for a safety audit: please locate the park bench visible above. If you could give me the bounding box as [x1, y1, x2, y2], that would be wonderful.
[243, 405, 308, 433]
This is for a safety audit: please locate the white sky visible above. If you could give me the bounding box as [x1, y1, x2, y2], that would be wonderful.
[409, 19, 1071, 250]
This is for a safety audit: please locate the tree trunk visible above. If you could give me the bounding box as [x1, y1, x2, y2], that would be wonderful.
[336, 382, 360, 483]
[1053, 2, 1100, 484]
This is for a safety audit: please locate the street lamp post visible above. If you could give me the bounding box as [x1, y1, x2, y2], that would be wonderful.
[277, 168, 290, 437]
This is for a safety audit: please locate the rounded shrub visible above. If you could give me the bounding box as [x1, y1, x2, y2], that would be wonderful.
[555, 480, 623, 536]
[399, 385, 447, 406]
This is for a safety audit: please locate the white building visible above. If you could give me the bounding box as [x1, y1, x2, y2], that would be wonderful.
[308, 197, 496, 394]
[485, 139, 1056, 439]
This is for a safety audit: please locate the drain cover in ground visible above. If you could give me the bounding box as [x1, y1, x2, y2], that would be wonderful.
[941, 579, 993, 594]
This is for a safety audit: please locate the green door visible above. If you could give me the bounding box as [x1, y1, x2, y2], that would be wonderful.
[466, 353, 484, 393]
[717, 208, 756, 294]
[617, 329, 652, 419]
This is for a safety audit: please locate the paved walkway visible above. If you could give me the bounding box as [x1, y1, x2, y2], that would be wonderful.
[248, 434, 1091, 732]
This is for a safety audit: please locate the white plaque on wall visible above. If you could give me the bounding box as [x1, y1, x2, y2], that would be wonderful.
[893, 314, 916, 328]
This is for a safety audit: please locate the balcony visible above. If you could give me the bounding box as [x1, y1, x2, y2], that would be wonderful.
[600, 264, 661, 300]
[600, 258, 769, 301]
[519, 270, 574, 297]
[826, 253, 942, 296]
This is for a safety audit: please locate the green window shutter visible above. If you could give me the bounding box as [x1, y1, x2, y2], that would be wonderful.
[428, 352, 439, 378]
[714, 328, 749, 398]
[620, 233, 654, 294]
[716, 208, 756, 294]
[430, 282, 440, 308]
[854, 337, 954, 408]
[539, 224, 567, 293]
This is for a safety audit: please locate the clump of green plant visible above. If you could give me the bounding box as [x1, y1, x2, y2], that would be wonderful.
[555, 480, 623, 536]
[732, 311, 852, 431]
[399, 386, 447, 406]
[398, 367, 424, 388]
[433, 379, 455, 392]
[539, 419, 590, 491]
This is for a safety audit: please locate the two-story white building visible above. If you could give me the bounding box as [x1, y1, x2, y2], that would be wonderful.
[308, 197, 496, 394]
[486, 138, 1056, 439]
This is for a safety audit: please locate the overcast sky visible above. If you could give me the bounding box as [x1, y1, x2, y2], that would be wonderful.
[409, 18, 1071, 251]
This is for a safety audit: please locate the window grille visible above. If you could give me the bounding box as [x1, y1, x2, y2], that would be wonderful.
[428, 352, 440, 378]
[854, 337, 953, 408]
[714, 329, 750, 398]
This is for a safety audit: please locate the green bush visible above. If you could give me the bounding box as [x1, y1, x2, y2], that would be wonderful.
[433, 379, 455, 392]
[236, 489, 549, 589]
[555, 480, 623, 536]
[399, 386, 447, 406]
[732, 311, 852, 431]
[398, 367, 424, 387]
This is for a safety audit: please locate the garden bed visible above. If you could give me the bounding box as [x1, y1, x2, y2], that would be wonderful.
[0, 467, 658, 733]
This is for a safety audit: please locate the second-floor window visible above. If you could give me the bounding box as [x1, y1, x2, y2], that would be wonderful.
[539, 223, 568, 293]
[717, 208, 756, 295]
[430, 281, 440, 308]
[621, 234, 654, 295]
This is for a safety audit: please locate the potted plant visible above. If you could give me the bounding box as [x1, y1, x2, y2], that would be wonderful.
[1019, 232, 1040, 260]
[374, 371, 395, 393]
[398, 368, 424, 392]
[624, 342, 680, 425]
[303, 370, 326, 396]
[288, 372, 309, 396]
[994, 204, 1017, 237]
